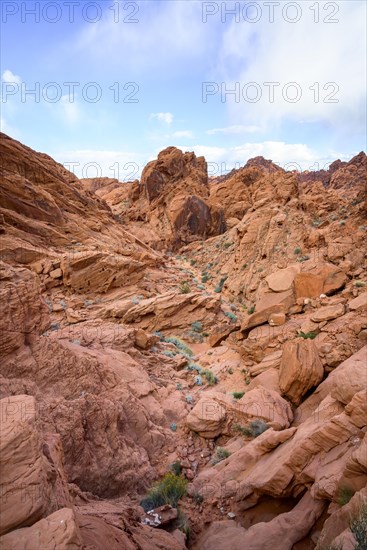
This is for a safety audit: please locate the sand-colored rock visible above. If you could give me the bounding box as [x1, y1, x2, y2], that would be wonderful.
[0, 395, 71, 535]
[265, 266, 300, 292]
[238, 386, 293, 430]
[294, 264, 347, 299]
[241, 290, 294, 334]
[311, 303, 345, 323]
[0, 508, 83, 550]
[279, 339, 324, 404]
[329, 345, 367, 404]
[194, 491, 325, 550]
[186, 396, 227, 438]
[122, 290, 221, 332]
[348, 292, 367, 311]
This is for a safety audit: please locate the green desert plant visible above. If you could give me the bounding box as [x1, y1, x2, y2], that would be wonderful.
[201, 369, 217, 385]
[232, 391, 245, 400]
[211, 447, 231, 465]
[214, 276, 228, 293]
[337, 486, 355, 507]
[164, 337, 193, 358]
[249, 420, 269, 437]
[350, 502, 367, 549]
[298, 331, 317, 340]
[191, 321, 203, 333]
[248, 305, 255, 315]
[232, 423, 253, 437]
[140, 473, 188, 512]
[225, 311, 237, 323]
[170, 461, 182, 476]
[180, 281, 191, 294]
[294, 246, 302, 255]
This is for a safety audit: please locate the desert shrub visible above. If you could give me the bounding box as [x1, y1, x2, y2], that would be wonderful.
[250, 420, 269, 437]
[176, 509, 191, 539]
[176, 383, 183, 390]
[190, 259, 197, 266]
[202, 272, 211, 283]
[162, 350, 176, 358]
[248, 305, 255, 315]
[337, 486, 355, 506]
[131, 296, 140, 305]
[232, 391, 245, 400]
[192, 492, 204, 505]
[191, 321, 203, 333]
[50, 323, 59, 331]
[354, 281, 366, 287]
[180, 281, 191, 294]
[187, 330, 203, 343]
[187, 362, 202, 373]
[225, 311, 237, 323]
[298, 255, 310, 262]
[140, 473, 188, 512]
[170, 461, 181, 476]
[294, 247, 302, 255]
[201, 369, 217, 385]
[194, 375, 203, 386]
[350, 503, 367, 549]
[164, 337, 193, 358]
[223, 242, 233, 249]
[233, 423, 253, 436]
[211, 447, 231, 465]
[214, 276, 228, 293]
[170, 423, 177, 432]
[298, 331, 317, 340]
[257, 267, 263, 272]
[185, 395, 193, 403]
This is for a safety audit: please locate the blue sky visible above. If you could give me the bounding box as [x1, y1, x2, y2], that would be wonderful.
[1, 0, 366, 179]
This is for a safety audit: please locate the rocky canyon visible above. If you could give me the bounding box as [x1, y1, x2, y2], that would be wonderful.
[0, 132, 366, 550]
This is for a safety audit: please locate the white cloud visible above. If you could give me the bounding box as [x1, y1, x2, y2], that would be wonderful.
[77, 1, 216, 74]
[2, 69, 21, 84]
[206, 125, 260, 135]
[150, 112, 174, 125]
[172, 130, 194, 139]
[175, 141, 354, 173]
[218, 1, 366, 133]
[60, 95, 80, 126]
[0, 116, 22, 139]
[54, 149, 146, 181]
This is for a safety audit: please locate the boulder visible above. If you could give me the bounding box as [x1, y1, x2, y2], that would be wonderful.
[279, 339, 324, 405]
[348, 292, 367, 311]
[238, 386, 293, 430]
[241, 291, 294, 334]
[186, 396, 227, 438]
[265, 266, 300, 293]
[311, 303, 345, 323]
[329, 346, 367, 405]
[0, 508, 83, 550]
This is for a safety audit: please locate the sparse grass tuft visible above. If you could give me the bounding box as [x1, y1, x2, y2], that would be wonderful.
[211, 447, 231, 465]
[225, 311, 237, 323]
[232, 391, 245, 400]
[350, 502, 367, 549]
[140, 473, 188, 512]
[180, 281, 191, 294]
[191, 321, 203, 333]
[298, 331, 317, 340]
[337, 486, 355, 507]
